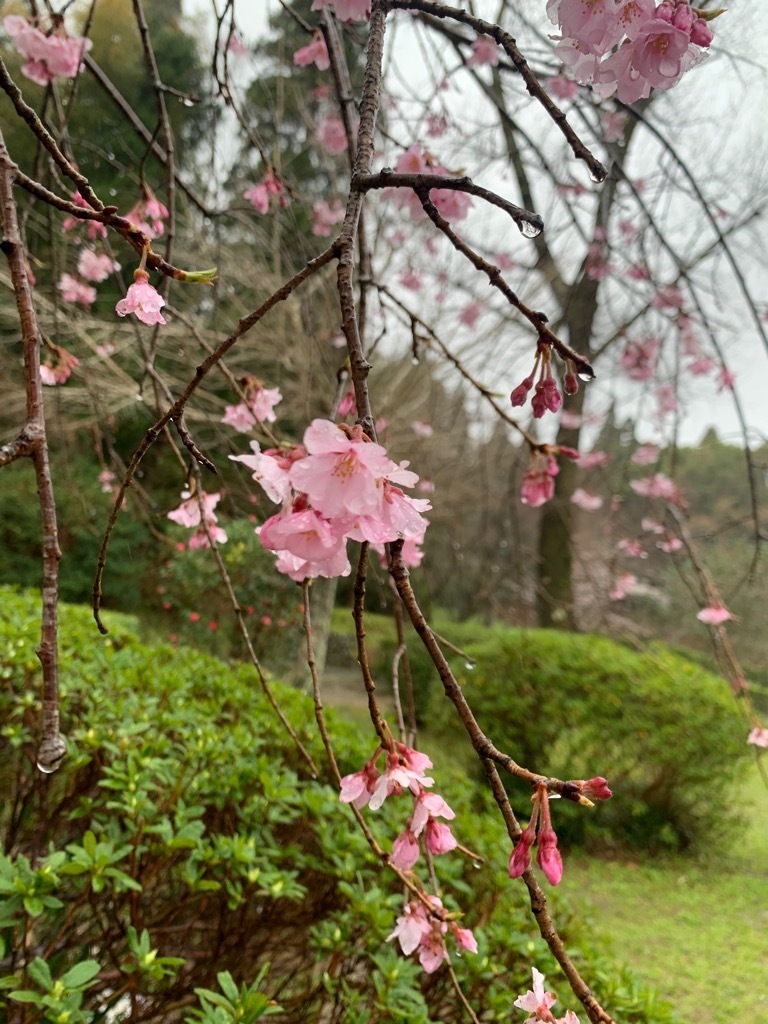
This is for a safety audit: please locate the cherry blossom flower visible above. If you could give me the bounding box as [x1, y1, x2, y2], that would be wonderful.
[168, 490, 227, 549]
[574, 776, 613, 801]
[571, 488, 603, 511]
[311, 0, 371, 22]
[125, 185, 169, 239]
[619, 337, 659, 381]
[657, 536, 683, 553]
[548, 74, 579, 100]
[400, 269, 423, 291]
[339, 760, 380, 809]
[4, 15, 92, 86]
[77, 248, 120, 282]
[336, 390, 357, 418]
[39, 345, 79, 386]
[293, 31, 330, 70]
[631, 444, 659, 466]
[98, 469, 116, 494]
[411, 420, 434, 438]
[59, 273, 96, 307]
[578, 450, 609, 469]
[514, 967, 558, 1023]
[115, 270, 166, 325]
[382, 144, 472, 223]
[317, 114, 348, 155]
[610, 572, 638, 601]
[230, 442, 297, 504]
[717, 366, 736, 392]
[747, 726, 768, 749]
[391, 829, 420, 871]
[641, 516, 665, 534]
[630, 472, 681, 502]
[466, 35, 499, 67]
[368, 749, 434, 811]
[61, 191, 107, 240]
[617, 538, 646, 558]
[521, 451, 564, 508]
[311, 197, 345, 236]
[696, 605, 731, 626]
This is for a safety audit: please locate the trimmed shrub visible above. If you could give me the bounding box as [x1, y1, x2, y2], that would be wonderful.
[376, 623, 748, 852]
[0, 589, 677, 1023]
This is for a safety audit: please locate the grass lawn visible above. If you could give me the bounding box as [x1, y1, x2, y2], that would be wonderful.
[562, 764, 768, 1023]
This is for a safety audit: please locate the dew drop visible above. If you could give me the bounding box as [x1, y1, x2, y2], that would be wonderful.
[589, 164, 608, 184]
[577, 369, 596, 382]
[411, 355, 420, 365]
[180, 97, 195, 108]
[519, 217, 544, 239]
[464, 660, 476, 671]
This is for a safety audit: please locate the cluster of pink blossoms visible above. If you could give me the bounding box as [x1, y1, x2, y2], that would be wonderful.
[549, 0, 717, 104]
[341, 743, 476, 973]
[244, 170, 288, 215]
[514, 968, 580, 1024]
[511, 343, 580, 420]
[232, 420, 430, 582]
[40, 345, 79, 387]
[388, 895, 477, 974]
[221, 377, 282, 433]
[520, 446, 579, 508]
[311, 198, 345, 236]
[3, 15, 92, 87]
[125, 185, 169, 240]
[382, 145, 473, 223]
[167, 490, 227, 549]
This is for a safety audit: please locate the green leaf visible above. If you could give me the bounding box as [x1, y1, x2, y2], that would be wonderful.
[27, 958, 53, 991]
[60, 961, 101, 989]
[216, 971, 239, 1004]
[8, 990, 43, 1004]
[22, 896, 44, 917]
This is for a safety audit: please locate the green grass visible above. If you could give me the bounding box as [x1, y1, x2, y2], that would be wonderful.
[562, 763, 768, 1023]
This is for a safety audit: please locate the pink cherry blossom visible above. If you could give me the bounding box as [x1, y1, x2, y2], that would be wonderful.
[619, 337, 659, 381]
[631, 444, 659, 466]
[98, 469, 116, 494]
[311, 197, 345, 236]
[747, 727, 768, 749]
[617, 538, 646, 558]
[577, 776, 613, 801]
[243, 183, 269, 214]
[425, 818, 458, 855]
[259, 507, 346, 564]
[391, 829, 420, 870]
[411, 420, 434, 438]
[466, 35, 499, 67]
[717, 366, 736, 392]
[548, 74, 579, 100]
[630, 472, 681, 502]
[578, 450, 609, 469]
[387, 901, 432, 956]
[657, 536, 683, 553]
[340, 761, 380, 809]
[168, 491, 227, 549]
[382, 145, 472, 223]
[59, 273, 96, 307]
[61, 191, 107, 240]
[514, 966, 558, 1022]
[610, 572, 638, 601]
[521, 452, 560, 508]
[641, 516, 665, 534]
[125, 186, 169, 239]
[451, 925, 478, 954]
[317, 114, 348, 154]
[696, 605, 731, 626]
[571, 488, 603, 511]
[230, 442, 296, 504]
[311, 0, 371, 22]
[77, 248, 120, 282]
[115, 270, 166, 325]
[4, 16, 92, 85]
[400, 269, 423, 291]
[536, 824, 563, 886]
[547, 0, 624, 56]
[610, 577, 638, 598]
[293, 31, 330, 70]
[221, 403, 257, 433]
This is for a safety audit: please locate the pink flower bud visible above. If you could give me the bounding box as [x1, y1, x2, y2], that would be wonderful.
[510, 375, 534, 407]
[426, 819, 458, 855]
[563, 371, 579, 396]
[672, 3, 694, 33]
[581, 777, 612, 800]
[508, 824, 535, 878]
[531, 382, 548, 419]
[536, 825, 563, 886]
[690, 19, 714, 46]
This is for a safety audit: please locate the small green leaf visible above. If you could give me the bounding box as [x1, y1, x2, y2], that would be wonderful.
[27, 958, 53, 991]
[60, 961, 101, 989]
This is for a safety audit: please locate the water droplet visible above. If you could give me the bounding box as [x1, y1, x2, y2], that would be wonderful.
[180, 97, 195, 108]
[472, 857, 482, 869]
[464, 660, 476, 671]
[577, 369, 595, 382]
[411, 355, 420, 365]
[589, 164, 607, 183]
[519, 217, 543, 239]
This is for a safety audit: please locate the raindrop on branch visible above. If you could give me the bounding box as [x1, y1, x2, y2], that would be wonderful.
[577, 369, 596, 382]
[518, 217, 543, 239]
[589, 164, 607, 183]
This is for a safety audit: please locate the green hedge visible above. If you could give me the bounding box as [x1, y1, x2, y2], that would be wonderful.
[375, 622, 748, 852]
[0, 588, 678, 1023]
